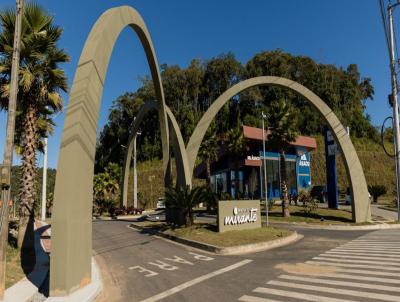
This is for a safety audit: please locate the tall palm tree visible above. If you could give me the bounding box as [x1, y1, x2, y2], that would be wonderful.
[267, 99, 298, 217]
[0, 3, 69, 248]
[198, 122, 219, 186]
[226, 115, 247, 199]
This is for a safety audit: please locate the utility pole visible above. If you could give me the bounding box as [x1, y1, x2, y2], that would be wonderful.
[261, 112, 268, 226]
[41, 137, 48, 221]
[388, 1, 400, 222]
[0, 0, 24, 298]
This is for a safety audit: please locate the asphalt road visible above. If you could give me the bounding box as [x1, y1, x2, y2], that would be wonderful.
[91, 220, 400, 302]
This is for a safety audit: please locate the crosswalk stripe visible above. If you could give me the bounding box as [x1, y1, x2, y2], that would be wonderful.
[253, 287, 357, 302]
[306, 260, 400, 271]
[335, 268, 400, 277]
[319, 253, 400, 262]
[353, 240, 400, 243]
[332, 248, 400, 254]
[313, 256, 400, 266]
[325, 251, 400, 258]
[267, 280, 400, 302]
[278, 274, 400, 292]
[302, 272, 400, 284]
[238, 295, 284, 302]
[342, 244, 400, 248]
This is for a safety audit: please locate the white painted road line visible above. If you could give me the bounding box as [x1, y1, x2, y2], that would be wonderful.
[335, 268, 400, 277]
[267, 280, 400, 302]
[278, 274, 400, 292]
[341, 245, 400, 249]
[140, 259, 253, 302]
[319, 253, 400, 262]
[306, 260, 400, 271]
[332, 248, 400, 254]
[238, 295, 284, 302]
[253, 287, 357, 302]
[313, 257, 400, 266]
[325, 251, 400, 258]
[308, 272, 400, 284]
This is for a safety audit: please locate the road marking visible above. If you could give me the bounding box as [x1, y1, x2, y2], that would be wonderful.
[341, 244, 400, 249]
[313, 256, 400, 266]
[148, 260, 179, 271]
[306, 260, 400, 271]
[332, 248, 400, 254]
[140, 259, 252, 302]
[335, 268, 400, 277]
[319, 253, 400, 262]
[129, 266, 158, 277]
[253, 287, 357, 302]
[325, 251, 400, 258]
[267, 280, 400, 302]
[278, 274, 400, 292]
[304, 272, 400, 284]
[238, 295, 284, 302]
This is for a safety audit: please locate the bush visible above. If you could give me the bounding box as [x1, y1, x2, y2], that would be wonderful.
[298, 190, 318, 215]
[368, 185, 387, 203]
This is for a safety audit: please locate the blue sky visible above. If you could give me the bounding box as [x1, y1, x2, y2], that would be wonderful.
[0, 0, 395, 168]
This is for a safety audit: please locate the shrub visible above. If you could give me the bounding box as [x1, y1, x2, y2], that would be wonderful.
[368, 185, 387, 203]
[298, 190, 318, 215]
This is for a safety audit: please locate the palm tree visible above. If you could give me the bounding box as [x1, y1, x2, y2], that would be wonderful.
[0, 3, 69, 248]
[93, 163, 121, 216]
[165, 185, 206, 227]
[226, 115, 247, 199]
[199, 122, 219, 186]
[267, 99, 299, 217]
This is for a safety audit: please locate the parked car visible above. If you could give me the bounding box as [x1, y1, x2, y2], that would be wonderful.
[156, 197, 166, 209]
[310, 185, 327, 203]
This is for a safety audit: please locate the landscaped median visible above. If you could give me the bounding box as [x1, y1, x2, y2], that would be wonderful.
[129, 221, 302, 255]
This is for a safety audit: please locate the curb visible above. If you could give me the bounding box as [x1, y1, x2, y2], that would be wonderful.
[129, 223, 302, 255]
[4, 221, 49, 302]
[45, 258, 102, 302]
[269, 221, 400, 231]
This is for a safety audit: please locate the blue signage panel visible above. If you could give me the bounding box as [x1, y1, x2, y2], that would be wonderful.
[324, 128, 339, 209]
[297, 152, 311, 190]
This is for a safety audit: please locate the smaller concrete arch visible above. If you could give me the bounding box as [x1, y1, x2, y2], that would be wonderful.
[121, 101, 191, 207]
[186, 76, 371, 223]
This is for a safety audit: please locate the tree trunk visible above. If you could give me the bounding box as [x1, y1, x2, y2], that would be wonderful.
[280, 151, 290, 217]
[17, 104, 38, 249]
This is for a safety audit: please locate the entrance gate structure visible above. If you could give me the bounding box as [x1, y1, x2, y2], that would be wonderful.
[51, 5, 371, 297]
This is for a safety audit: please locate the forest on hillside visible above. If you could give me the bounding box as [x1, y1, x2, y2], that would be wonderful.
[95, 50, 379, 172]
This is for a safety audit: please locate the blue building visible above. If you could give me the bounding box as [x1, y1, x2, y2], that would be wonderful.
[195, 125, 317, 199]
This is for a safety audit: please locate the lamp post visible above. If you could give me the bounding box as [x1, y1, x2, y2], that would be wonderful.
[0, 0, 24, 297]
[261, 111, 268, 226]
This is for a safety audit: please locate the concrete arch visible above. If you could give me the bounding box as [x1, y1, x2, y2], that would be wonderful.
[50, 6, 169, 295]
[121, 101, 191, 208]
[186, 76, 371, 223]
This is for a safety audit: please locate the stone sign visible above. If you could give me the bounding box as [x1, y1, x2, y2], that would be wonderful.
[218, 200, 261, 233]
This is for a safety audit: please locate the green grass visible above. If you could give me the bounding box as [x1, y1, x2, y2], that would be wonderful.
[164, 224, 293, 247]
[132, 221, 293, 247]
[5, 244, 24, 289]
[267, 205, 354, 224]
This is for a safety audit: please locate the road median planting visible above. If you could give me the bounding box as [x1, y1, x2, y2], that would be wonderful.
[129, 221, 301, 255]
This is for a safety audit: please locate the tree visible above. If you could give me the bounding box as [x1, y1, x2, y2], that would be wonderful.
[267, 99, 299, 217]
[93, 163, 121, 216]
[368, 185, 387, 203]
[0, 3, 69, 248]
[226, 113, 247, 199]
[165, 185, 206, 227]
[198, 121, 219, 186]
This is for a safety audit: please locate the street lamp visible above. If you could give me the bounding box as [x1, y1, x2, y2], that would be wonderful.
[261, 111, 268, 226]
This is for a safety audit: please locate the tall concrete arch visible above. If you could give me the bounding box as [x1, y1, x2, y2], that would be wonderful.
[186, 76, 371, 223]
[50, 6, 169, 295]
[121, 101, 191, 208]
